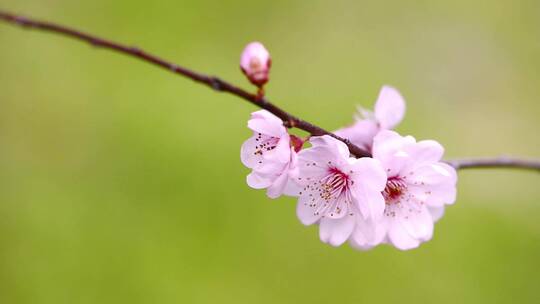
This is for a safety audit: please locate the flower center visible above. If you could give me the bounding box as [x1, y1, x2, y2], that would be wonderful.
[320, 167, 351, 200]
[253, 133, 279, 156]
[383, 176, 407, 204]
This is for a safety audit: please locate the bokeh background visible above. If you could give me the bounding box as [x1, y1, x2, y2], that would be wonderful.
[1, 0, 539, 303]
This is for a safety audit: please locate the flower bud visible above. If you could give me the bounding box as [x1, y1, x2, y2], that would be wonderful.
[240, 42, 271, 88]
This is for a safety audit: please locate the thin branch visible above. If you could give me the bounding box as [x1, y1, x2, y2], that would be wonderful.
[1, 11, 539, 173]
[447, 157, 540, 172]
[0, 10, 370, 158]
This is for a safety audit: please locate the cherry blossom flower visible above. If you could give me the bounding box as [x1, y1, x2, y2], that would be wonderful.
[335, 86, 405, 150]
[241, 110, 299, 199]
[240, 42, 271, 88]
[293, 135, 387, 247]
[350, 130, 457, 250]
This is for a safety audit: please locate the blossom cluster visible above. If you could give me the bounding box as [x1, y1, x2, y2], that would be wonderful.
[240, 43, 457, 251]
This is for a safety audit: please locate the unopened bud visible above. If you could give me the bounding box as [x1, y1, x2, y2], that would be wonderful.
[240, 42, 271, 88]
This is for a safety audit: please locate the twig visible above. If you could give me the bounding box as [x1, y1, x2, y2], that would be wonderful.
[1, 11, 539, 172]
[0, 10, 370, 158]
[446, 157, 540, 172]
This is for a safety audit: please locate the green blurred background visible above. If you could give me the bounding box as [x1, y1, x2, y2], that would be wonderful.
[1, 0, 539, 303]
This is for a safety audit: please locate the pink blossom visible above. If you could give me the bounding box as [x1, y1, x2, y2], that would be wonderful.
[350, 130, 457, 250]
[335, 86, 405, 150]
[241, 110, 298, 199]
[293, 135, 387, 247]
[240, 42, 271, 87]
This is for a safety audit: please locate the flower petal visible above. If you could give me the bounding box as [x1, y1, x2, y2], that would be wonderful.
[296, 152, 329, 184]
[387, 219, 421, 250]
[247, 110, 286, 137]
[351, 183, 386, 221]
[272, 136, 292, 163]
[372, 130, 416, 176]
[309, 135, 351, 160]
[408, 163, 457, 187]
[246, 171, 272, 189]
[241, 135, 291, 173]
[296, 141, 345, 184]
[408, 182, 457, 207]
[324, 195, 350, 219]
[374, 86, 406, 129]
[265, 169, 289, 199]
[296, 181, 329, 225]
[334, 119, 379, 150]
[240, 135, 261, 168]
[282, 177, 302, 197]
[319, 215, 355, 247]
[428, 206, 445, 222]
[346, 158, 387, 220]
[405, 162, 457, 208]
[349, 157, 387, 192]
[404, 139, 444, 168]
[396, 203, 434, 242]
[241, 135, 285, 170]
[281, 154, 301, 197]
[350, 214, 386, 250]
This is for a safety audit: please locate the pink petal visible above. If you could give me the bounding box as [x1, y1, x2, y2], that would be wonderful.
[349, 157, 387, 192]
[396, 203, 434, 241]
[324, 195, 349, 219]
[266, 169, 289, 199]
[240, 136, 261, 168]
[248, 116, 286, 137]
[387, 220, 421, 250]
[296, 143, 343, 184]
[334, 119, 379, 150]
[296, 183, 328, 225]
[348, 157, 387, 221]
[309, 135, 351, 160]
[296, 152, 329, 183]
[241, 136, 291, 174]
[352, 184, 386, 221]
[374, 86, 406, 129]
[251, 159, 285, 175]
[281, 152, 301, 197]
[246, 171, 272, 189]
[319, 215, 356, 247]
[250, 109, 281, 122]
[282, 177, 302, 197]
[406, 163, 457, 207]
[429, 183, 457, 206]
[404, 139, 444, 168]
[372, 130, 416, 176]
[272, 136, 292, 163]
[408, 163, 457, 187]
[428, 206, 445, 222]
[408, 183, 457, 207]
[350, 215, 386, 250]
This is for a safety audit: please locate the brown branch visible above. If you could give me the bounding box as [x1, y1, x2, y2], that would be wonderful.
[1, 11, 539, 173]
[0, 10, 370, 158]
[446, 157, 540, 172]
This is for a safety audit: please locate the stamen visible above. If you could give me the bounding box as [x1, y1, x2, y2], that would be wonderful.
[301, 166, 355, 218]
[383, 176, 407, 204]
[318, 167, 351, 202]
[253, 134, 279, 156]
